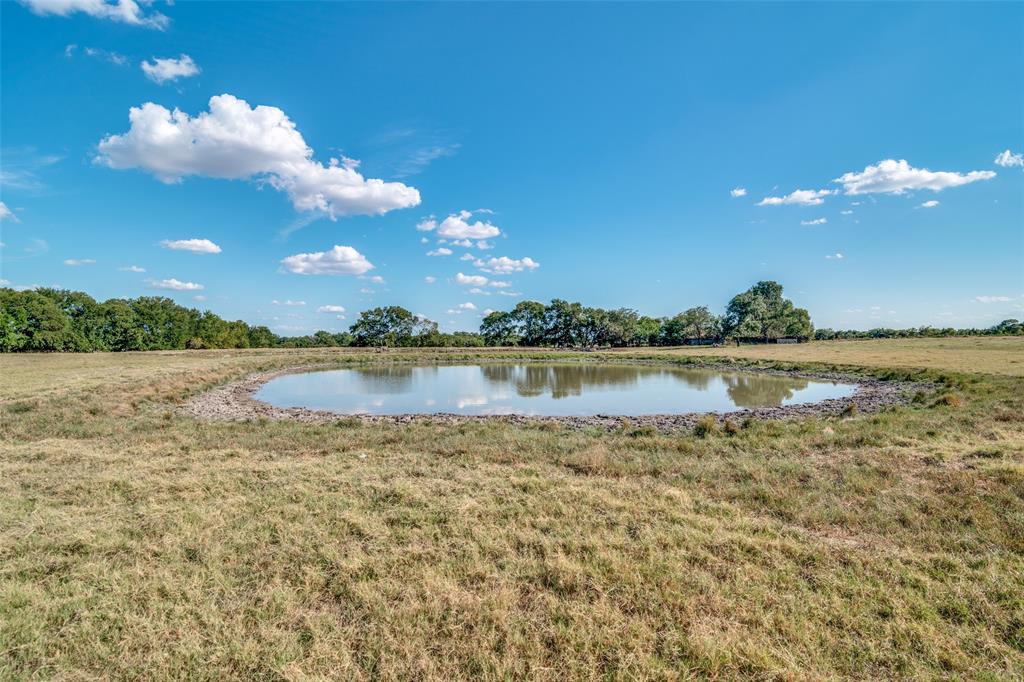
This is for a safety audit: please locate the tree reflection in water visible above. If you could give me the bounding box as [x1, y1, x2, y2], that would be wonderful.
[349, 366, 421, 393]
[720, 372, 809, 407]
[479, 364, 811, 407]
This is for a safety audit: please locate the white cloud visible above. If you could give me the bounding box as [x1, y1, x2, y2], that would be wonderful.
[96, 94, 421, 218]
[825, 253, 844, 260]
[160, 238, 221, 254]
[730, 187, 747, 198]
[994, 150, 1023, 168]
[973, 295, 1011, 303]
[446, 302, 477, 314]
[840, 210, 853, 215]
[834, 159, 995, 195]
[451, 238, 473, 248]
[918, 200, 939, 209]
[272, 299, 306, 306]
[467, 288, 490, 296]
[0, 202, 18, 222]
[488, 280, 511, 288]
[118, 265, 145, 272]
[476, 240, 494, 250]
[63, 258, 95, 266]
[497, 291, 522, 297]
[758, 189, 836, 206]
[474, 255, 539, 274]
[424, 276, 436, 284]
[365, 275, 384, 284]
[801, 218, 827, 226]
[280, 245, 374, 276]
[193, 295, 207, 302]
[459, 253, 475, 261]
[317, 305, 346, 313]
[359, 287, 373, 294]
[455, 272, 488, 286]
[141, 54, 199, 84]
[149, 278, 203, 291]
[435, 210, 501, 239]
[426, 247, 453, 257]
[21, 0, 169, 29]
[416, 217, 436, 231]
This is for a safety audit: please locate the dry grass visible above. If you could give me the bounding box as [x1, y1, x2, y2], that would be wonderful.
[1, 339, 1023, 680]
[625, 336, 1024, 376]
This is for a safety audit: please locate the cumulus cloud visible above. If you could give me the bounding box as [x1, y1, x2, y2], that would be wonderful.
[918, 200, 939, 209]
[416, 217, 437, 231]
[994, 150, 1023, 168]
[426, 247, 453, 257]
[21, 0, 169, 29]
[446, 302, 477, 314]
[280, 245, 374, 276]
[474, 255, 539, 274]
[0, 201, 18, 222]
[119, 265, 145, 272]
[272, 299, 306, 306]
[192, 295, 206, 302]
[141, 54, 199, 84]
[801, 218, 827, 226]
[317, 305, 346, 313]
[834, 159, 995, 195]
[488, 280, 512, 288]
[160, 238, 221, 254]
[825, 253, 844, 260]
[149, 278, 203, 291]
[436, 210, 501, 240]
[63, 258, 95, 266]
[96, 94, 421, 219]
[758, 189, 836, 206]
[424, 276, 436, 284]
[455, 272, 488, 286]
[730, 187, 747, 198]
[840, 210, 853, 215]
[973, 295, 1011, 303]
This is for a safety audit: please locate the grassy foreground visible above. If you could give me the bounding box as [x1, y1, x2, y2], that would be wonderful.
[1, 339, 1023, 680]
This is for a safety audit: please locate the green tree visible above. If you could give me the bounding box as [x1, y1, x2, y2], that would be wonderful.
[724, 281, 811, 341]
[481, 310, 518, 346]
[349, 306, 418, 346]
[510, 301, 547, 346]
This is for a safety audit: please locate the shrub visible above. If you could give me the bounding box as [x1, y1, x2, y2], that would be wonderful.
[931, 394, 962, 408]
[840, 403, 858, 418]
[723, 419, 740, 435]
[693, 415, 718, 438]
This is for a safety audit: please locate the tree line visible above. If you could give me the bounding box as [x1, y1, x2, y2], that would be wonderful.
[479, 281, 812, 347]
[0, 287, 488, 352]
[815, 319, 1023, 340]
[2, 282, 1018, 352]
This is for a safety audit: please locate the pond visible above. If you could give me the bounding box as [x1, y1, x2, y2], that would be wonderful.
[253, 364, 857, 416]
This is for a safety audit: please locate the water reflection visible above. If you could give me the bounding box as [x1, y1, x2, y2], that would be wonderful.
[721, 372, 810, 408]
[255, 363, 855, 416]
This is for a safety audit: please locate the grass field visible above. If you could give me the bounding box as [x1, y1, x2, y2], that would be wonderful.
[1, 338, 1023, 679]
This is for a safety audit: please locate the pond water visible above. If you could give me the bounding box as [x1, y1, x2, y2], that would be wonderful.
[254, 364, 857, 416]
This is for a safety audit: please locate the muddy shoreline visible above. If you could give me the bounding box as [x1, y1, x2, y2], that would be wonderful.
[180, 359, 926, 431]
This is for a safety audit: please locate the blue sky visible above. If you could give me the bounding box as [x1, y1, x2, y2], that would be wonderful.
[1, 1, 1022, 334]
